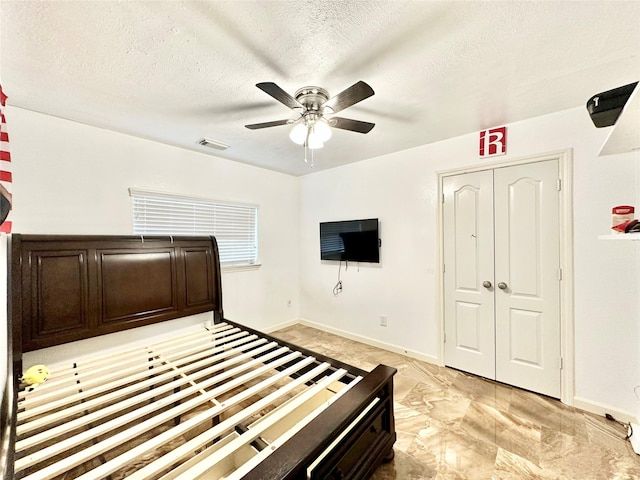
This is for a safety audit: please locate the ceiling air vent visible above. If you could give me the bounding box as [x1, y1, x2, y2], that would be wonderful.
[198, 137, 229, 150]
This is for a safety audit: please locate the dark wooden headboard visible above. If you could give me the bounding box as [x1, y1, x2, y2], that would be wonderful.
[10, 234, 223, 360]
[2, 234, 223, 480]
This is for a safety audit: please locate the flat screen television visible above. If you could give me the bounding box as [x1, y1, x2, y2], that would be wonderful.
[320, 218, 379, 263]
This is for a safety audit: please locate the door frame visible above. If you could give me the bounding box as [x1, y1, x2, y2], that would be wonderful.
[436, 149, 574, 405]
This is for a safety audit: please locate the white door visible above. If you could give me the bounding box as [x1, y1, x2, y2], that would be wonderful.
[443, 160, 561, 398]
[494, 160, 561, 397]
[443, 170, 495, 379]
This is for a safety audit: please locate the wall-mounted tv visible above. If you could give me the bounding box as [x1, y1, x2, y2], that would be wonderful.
[320, 218, 379, 263]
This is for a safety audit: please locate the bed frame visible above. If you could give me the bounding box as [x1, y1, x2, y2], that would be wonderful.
[2, 234, 396, 479]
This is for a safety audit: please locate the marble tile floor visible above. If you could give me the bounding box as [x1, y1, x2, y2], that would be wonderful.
[271, 324, 640, 480]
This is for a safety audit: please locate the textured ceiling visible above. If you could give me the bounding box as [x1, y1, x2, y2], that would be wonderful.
[1, 1, 639, 176]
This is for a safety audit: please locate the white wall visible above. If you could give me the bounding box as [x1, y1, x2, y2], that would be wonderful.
[299, 106, 640, 418]
[4, 104, 639, 419]
[6, 106, 300, 334]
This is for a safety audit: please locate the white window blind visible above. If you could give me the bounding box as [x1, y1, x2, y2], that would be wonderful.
[130, 189, 258, 268]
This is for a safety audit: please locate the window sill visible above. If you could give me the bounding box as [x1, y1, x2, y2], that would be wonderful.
[221, 263, 262, 273]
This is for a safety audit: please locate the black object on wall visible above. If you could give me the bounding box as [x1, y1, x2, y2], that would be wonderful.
[0, 192, 10, 224]
[320, 218, 380, 263]
[586, 81, 638, 128]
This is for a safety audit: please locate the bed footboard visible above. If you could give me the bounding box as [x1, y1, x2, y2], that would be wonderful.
[244, 363, 396, 480]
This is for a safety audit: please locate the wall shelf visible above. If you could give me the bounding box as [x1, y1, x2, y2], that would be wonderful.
[598, 233, 640, 241]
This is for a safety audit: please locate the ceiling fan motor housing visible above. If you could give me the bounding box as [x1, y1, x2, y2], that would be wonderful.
[294, 86, 330, 113]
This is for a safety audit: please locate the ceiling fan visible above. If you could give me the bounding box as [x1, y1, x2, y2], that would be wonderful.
[245, 81, 375, 151]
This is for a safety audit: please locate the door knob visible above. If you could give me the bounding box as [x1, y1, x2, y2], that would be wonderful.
[483, 280, 492, 289]
[498, 282, 508, 290]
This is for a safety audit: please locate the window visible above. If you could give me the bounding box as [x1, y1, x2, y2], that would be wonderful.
[130, 189, 258, 268]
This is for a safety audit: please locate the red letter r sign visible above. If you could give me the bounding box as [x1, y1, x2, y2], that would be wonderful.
[479, 126, 507, 157]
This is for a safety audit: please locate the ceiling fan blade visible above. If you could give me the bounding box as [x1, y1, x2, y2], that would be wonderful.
[323, 81, 375, 114]
[245, 119, 292, 130]
[329, 117, 375, 134]
[256, 82, 303, 110]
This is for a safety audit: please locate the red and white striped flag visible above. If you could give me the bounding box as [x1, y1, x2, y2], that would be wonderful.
[0, 84, 12, 233]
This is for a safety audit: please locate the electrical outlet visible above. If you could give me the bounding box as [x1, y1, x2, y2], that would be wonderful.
[379, 315, 387, 327]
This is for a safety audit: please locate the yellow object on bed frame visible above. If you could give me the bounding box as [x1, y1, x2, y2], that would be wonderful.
[19, 365, 49, 391]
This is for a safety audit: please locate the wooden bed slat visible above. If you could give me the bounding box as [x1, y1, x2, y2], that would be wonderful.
[18, 329, 258, 416]
[18, 334, 268, 424]
[15, 346, 298, 473]
[225, 375, 364, 480]
[19, 323, 240, 398]
[70, 358, 329, 480]
[122, 361, 338, 480]
[16, 339, 278, 439]
[22, 324, 231, 388]
[171, 368, 349, 480]
[156, 432, 243, 480]
[17, 348, 308, 480]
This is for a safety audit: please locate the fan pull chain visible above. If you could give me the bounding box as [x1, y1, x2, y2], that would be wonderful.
[303, 141, 314, 167]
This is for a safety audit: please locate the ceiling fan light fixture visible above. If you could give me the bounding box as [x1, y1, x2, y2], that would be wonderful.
[289, 122, 308, 145]
[247, 81, 375, 162]
[307, 131, 324, 149]
[314, 119, 332, 142]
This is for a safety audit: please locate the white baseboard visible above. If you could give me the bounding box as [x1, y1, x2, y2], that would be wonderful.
[246, 318, 439, 365]
[573, 396, 639, 426]
[261, 319, 300, 334]
[293, 318, 439, 365]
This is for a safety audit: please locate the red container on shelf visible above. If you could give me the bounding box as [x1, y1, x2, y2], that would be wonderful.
[612, 205, 635, 233]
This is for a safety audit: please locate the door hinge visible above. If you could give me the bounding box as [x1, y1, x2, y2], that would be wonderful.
[557, 178, 562, 191]
[444, 332, 446, 343]
[558, 268, 563, 281]
[442, 193, 445, 203]
[560, 357, 564, 370]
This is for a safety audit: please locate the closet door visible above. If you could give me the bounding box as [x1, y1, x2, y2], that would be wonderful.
[443, 170, 495, 379]
[493, 160, 561, 398]
[443, 160, 561, 398]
